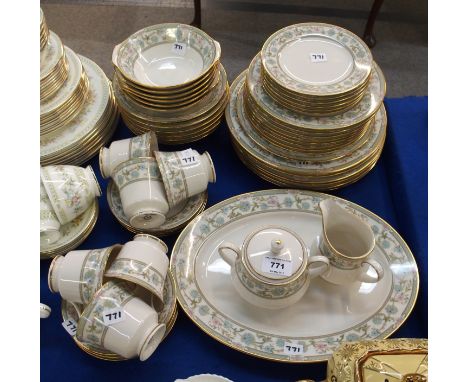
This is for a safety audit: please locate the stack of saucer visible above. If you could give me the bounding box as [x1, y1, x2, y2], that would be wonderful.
[40, 165, 101, 259]
[99, 133, 215, 233]
[112, 23, 229, 144]
[40, 8, 49, 51]
[226, 23, 387, 190]
[49, 236, 178, 361]
[40, 9, 119, 166]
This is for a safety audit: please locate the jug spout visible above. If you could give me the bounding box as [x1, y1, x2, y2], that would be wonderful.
[319, 199, 375, 259]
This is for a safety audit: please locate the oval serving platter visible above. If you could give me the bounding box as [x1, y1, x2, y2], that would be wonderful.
[170, 189, 419, 363]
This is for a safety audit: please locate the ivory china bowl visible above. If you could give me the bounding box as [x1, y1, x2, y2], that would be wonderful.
[76, 280, 166, 361]
[155, 149, 216, 208]
[111, 157, 169, 229]
[112, 23, 220, 88]
[218, 225, 329, 309]
[99, 131, 158, 178]
[316, 199, 385, 285]
[48, 245, 122, 304]
[40, 165, 101, 225]
[40, 180, 61, 246]
[105, 234, 169, 311]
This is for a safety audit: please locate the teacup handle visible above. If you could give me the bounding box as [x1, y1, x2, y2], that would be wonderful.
[359, 259, 384, 283]
[307, 255, 330, 278]
[218, 242, 241, 267]
[112, 42, 123, 68]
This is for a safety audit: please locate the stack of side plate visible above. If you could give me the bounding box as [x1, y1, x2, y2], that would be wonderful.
[60, 272, 178, 361]
[107, 180, 208, 236]
[112, 23, 229, 144]
[40, 55, 119, 166]
[41, 32, 69, 100]
[40, 200, 99, 259]
[226, 72, 387, 190]
[40, 8, 49, 51]
[260, 23, 373, 116]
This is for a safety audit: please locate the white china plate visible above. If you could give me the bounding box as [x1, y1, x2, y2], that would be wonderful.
[40, 200, 98, 257]
[107, 179, 207, 234]
[40, 47, 82, 115]
[40, 55, 111, 157]
[40, 31, 63, 79]
[229, 73, 386, 173]
[248, 53, 385, 130]
[261, 23, 372, 95]
[171, 190, 419, 363]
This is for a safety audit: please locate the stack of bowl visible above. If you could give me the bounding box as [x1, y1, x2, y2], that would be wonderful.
[226, 23, 387, 190]
[40, 8, 49, 51]
[40, 9, 119, 166]
[112, 23, 229, 144]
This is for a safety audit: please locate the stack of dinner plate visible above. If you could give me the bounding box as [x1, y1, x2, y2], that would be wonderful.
[226, 23, 387, 190]
[40, 10, 119, 166]
[40, 8, 49, 51]
[112, 23, 229, 144]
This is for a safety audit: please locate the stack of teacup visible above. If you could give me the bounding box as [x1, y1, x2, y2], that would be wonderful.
[99, 132, 216, 230]
[40, 165, 101, 258]
[48, 234, 172, 361]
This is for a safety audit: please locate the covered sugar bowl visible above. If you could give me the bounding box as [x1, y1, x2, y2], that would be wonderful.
[218, 226, 329, 309]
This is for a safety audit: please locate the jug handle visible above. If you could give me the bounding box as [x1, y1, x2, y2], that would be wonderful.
[359, 259, 384, 283]
[307, 255, 330, 278]
[218, 242, 241, 267]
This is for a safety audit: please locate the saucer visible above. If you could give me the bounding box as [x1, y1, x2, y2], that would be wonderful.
[170, 189, 419, 363]
[40, 200, 98, 259]
[107, 179, 208, 236]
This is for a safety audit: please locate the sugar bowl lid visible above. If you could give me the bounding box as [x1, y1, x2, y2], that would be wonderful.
[243, 226, 306, 281]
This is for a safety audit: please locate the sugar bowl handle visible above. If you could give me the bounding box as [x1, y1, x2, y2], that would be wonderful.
[218, 242, 241, 267]
[307, 255, 330, 278]
[359, 258, 384, 283]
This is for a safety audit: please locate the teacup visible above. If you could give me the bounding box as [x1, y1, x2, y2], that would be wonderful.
[40, 180, 61, 246]
[40, 165, 101, 225]
[111, 157, 169, 229]
[155, 149, 216, 208]
[99, 132, 158, 179]
[316, 199, 385, 285]
[76, 280, 166, 361]
[48, 245, 122, 304]
[105, 234, 169, 311]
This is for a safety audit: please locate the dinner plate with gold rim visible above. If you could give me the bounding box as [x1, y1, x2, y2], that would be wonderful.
[40, 201, 98, 259]
[170, 189, 418, 362]
[113, 64, 228, 123]
[228, 72, 386, 175]
[41, 55, 112, 159]
[40, 32, 65, 80]
[107, 179, 208, 236]
[61, 271, 178, 360]
[248, 53, 385, 131]
[261, 23, 372, 97]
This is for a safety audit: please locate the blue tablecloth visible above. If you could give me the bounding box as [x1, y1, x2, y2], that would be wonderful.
[40, 96, 428, 382]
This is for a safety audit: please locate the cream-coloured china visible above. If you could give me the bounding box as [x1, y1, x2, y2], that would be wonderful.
[40, 55, 118, 166]
[112, 23, 219, 88]
[111, 157, 169, 229]
[218, 226, 329, 309]
[107, 180, 208, 236]
[155, 149, 216, 208]
[99, 132, 158, 178]
[76, 280, 166, 361]
[40, 165, 101, 225]
[316, 199, 384, 285]
[40, 180, 61, 246]
[175, 375, 234, 382]
[40, 200, 99, 259]
[261, 23, 372, 97]
[48, 245, 122, 304]
[171, 190, 419, 362]
[40, 303, 51, 319]
[105, 234, 169, 310]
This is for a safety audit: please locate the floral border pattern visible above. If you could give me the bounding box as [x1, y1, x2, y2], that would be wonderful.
[171, 190, 419, 362]
[156, 151, 189, 208]
[79, 247, 114, 304]
[112, 157, 162, 191]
